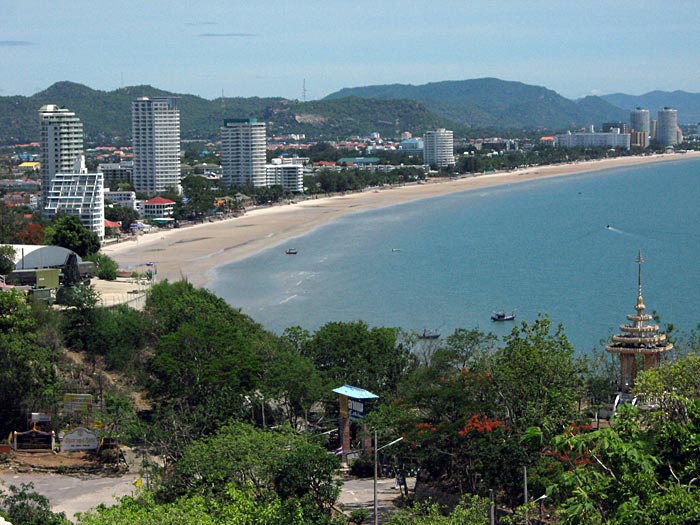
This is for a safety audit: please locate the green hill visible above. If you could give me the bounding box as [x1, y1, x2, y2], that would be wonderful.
[0, 82, 456, 145]
[325, 78, 628, 130]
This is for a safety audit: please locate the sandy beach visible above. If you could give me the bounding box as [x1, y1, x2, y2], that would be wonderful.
[101, 152, 700, 289]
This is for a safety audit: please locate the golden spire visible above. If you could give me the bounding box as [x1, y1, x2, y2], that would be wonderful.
[636, 249, 644, 299]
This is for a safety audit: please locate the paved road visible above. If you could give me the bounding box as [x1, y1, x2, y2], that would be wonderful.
[338, 476, 414, 523]
[0, 471, 139, 521]
[0, 470, 413, 523]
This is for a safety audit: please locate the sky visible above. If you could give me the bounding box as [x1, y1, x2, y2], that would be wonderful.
[1, 1, 699, 101]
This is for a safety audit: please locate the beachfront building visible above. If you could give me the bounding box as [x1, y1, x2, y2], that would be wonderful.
[657, 107, 680, 147]
[555, 129, 631, 150]
[143, 196, 175, 218]
[265, 158, 304, 193]
[630, 108, 650, 133]
[221, 118, 267, 188]
[423, 129, 455, 167]
[39, 104, 84, 208]
[605, 251, 673, 393]
[132, 97, 181, 196]
[43, 155, 105, 240]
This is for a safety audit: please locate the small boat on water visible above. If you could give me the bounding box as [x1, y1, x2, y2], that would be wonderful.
[491, 311, 516, 322]
[418, 328, 440, 339]
[285, 248, 298, 255]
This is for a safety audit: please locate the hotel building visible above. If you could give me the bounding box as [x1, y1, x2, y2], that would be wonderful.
[132, 97, 181, 195]
[555, 129, 631, 150]
[265, 158, 304, 193]
[43, 156, 105, 240]
[39, 105, 84, 208]
[657, 108, 680, 147]
[221, 118, 267, 187]
[423, 129, 455, 167]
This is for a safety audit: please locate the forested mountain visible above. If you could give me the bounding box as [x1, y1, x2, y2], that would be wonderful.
[601, 90, 700, 124]
[0, 82, 457, 145]
[5, 80, 695, 146]
[324, 77, 628, 129]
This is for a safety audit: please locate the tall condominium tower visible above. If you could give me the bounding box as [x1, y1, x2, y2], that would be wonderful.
[630, 108, 650, 148]
[39, 105, 84, 207]
[630, 108, 650, 133]
[657, 107, 679, 147]
[132, 97, 181, 195]
[221, 118, 267, 187]
[423, 129, 455, 168]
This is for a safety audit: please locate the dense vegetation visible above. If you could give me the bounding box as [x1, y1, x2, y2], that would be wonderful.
[324, 78, 630, 129]
[0, 82, 458, 145]
[1, 279, 700, 524]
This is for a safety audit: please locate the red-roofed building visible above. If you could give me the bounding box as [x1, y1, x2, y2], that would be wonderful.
[143, 196, 175, 218]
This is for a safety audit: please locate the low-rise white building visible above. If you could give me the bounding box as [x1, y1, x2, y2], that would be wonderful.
[555, 129, 631, 150]
[266, 158, 304, 193]
[105, 189, 137, 210]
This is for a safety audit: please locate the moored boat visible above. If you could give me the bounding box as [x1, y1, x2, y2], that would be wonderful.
[491, 311, 516, 322]
[418, 328, 440, 339]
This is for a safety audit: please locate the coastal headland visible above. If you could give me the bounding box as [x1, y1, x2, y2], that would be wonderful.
[101, 152, 700, 289]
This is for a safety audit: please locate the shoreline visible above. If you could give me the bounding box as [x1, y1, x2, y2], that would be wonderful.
[101, 152, 700, 289]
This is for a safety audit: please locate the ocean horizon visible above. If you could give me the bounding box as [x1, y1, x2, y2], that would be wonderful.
[211, 157, 700, 355]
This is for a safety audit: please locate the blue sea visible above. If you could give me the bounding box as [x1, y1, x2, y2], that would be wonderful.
[210, 158, 700, 355]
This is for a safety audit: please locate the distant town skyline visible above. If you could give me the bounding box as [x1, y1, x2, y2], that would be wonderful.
[2, 1, 699, 101]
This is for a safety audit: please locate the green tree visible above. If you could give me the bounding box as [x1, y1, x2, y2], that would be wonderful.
[0, 483, 69, 525]
[0, 244, 16, 275]
[301, 321, 416, 396]
[44, 215, 100, 256]
[104, 205, 139, 233]
[0, 291, 58, 434]
[385, 495, 490, 525]
[85, 253, 119, 280]
[492, 317, 584, 432]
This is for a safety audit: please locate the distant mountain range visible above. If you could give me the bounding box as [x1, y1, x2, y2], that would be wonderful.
[325, 78, 630, 130]
[0, 79, 698, 146]
[600, 91, 700, 124]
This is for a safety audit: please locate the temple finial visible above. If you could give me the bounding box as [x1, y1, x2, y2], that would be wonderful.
[636, 250, 644, 297]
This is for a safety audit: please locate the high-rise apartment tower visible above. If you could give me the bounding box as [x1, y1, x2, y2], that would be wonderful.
[423, 129, 455, 168]
[221, 119, 267, 187]
[657, 107, 679, 147]
[39, 105, 84, 208]
[131, 97, 181, 195]
[630, 108, 650, 133]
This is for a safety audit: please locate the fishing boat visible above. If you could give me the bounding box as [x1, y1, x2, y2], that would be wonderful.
[491, 311, 516, 322]
[418, 328, 440, 339]
[285, 248, 298, 255]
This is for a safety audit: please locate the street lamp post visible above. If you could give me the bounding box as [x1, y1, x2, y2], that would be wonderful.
[374, 430, 403, 525]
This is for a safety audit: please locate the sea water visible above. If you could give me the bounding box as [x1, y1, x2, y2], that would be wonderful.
[211, 158, 700, 355]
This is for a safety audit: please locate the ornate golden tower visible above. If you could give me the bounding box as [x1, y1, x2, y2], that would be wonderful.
[606, 251, 673, 393]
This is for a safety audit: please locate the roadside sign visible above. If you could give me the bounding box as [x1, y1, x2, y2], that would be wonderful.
[60, 427, 99, 452]
[63, 393, 93, 413]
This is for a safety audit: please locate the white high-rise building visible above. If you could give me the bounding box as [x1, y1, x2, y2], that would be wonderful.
[39, 105, 84, 208]
[423, 129, 455, 168]
[132, 97, 181, 195]
[44, 156, 105, 240]
[657, 107, 679, 147]
[221, 118, 267, 187]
